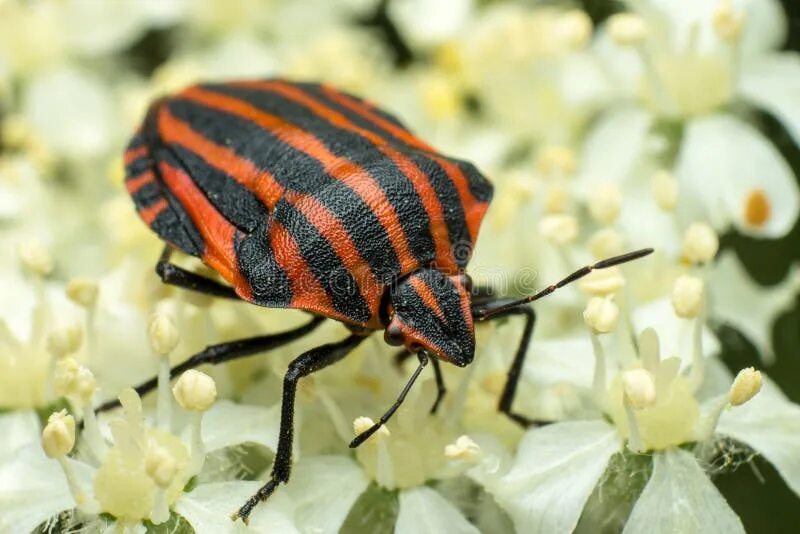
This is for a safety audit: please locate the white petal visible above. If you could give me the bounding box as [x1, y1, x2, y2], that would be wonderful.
[494, 421, 621, 534]
[0, 410, 39, 460]
[202, 35, 279, 80]
[676, 113, 800, 238]
[247, 456, 368, 534]
[23, 66, 115, 158]
[632, 297, 720, 370]
[623, 448, 744, 534]
[709, 251, 800, 363]
[389, 0, 474, 49]
[396, 486, 479, 534]
[578, 107, 652, 187]
[717, 376, 800, 497]
[0, 444, 92, 534]
[174, 481, 261, 534]
[200, 400, 280, 453]
[739, 52, 800, 148]
[60, 0, 147, 55]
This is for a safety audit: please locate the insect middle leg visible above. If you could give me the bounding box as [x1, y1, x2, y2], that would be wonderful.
[156, 245, 240, 300]
[94, 315, 325, 414]
[234, 333, 368, 523]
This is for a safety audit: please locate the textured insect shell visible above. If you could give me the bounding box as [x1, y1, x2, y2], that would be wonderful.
[123, 79, 493, 329]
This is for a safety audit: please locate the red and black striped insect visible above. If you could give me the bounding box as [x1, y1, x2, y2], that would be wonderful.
[102, 79, 652, 522]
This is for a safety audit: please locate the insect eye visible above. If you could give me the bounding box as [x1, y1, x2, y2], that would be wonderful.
[384, 325, 404, 346]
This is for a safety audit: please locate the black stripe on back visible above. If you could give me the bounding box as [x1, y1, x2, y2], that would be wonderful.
[201, 84, 437, 269]
[167, 98, 404, 283]
[165, 141, 268, 234]
[273, 199, 372, 323]
[235, 225, 292, 307]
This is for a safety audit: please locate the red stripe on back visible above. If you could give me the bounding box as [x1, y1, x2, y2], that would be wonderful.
[158, 108, 284, 209]
[178, 86, 419, 274]
[238, 80, 458, 272]
[409, 275, 446, 322]
[124, 145, 148, 165]
[156, 160, 252, 299]
[125, 169, 155, 195]
[139, 198, 167, 225]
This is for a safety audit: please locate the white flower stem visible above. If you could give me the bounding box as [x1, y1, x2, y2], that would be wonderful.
[375, 440, 395, 490]
[157, 356, 172, 431]
[688, 307, 705, 393]
[187, 412, 206, 477]
[85, 306, 97, 358]
[623, 395, 645, 453]
[589, 331, 608, 410]
[57, 456, 98, 513]
[150, 488, 170, 525]
[697, 393, 731, 440]
[636, 47, 672, 114]
[81, 400, 108, 461]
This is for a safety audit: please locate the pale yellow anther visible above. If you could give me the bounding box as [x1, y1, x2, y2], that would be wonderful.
[145, 442, 178, 488]
[42, 410, 76, 458]
[18, 240, 52, 276]
[608, 13, 647, 47]
[47, 323, 84, 357]
[671, 275, 704, 319]
[588, 182, 623, 224]
[651, 169, 679, 211]
[535, 145, 576, 177]
[713, 0, 744, 43]
[557, 9, 593, 50]
[730, 367, 762, 406]
[539, 214, 579, 246]
[444, 435, 482, 462]
[543, 183, 571, 214]
[682, 222, 719, 264]
[54, 357, 97, 404]
[583, 296, 619, 334]
[66, 278, 99, 308]
[579, 267, 625, 296]
[149, 313, 180, 357]
[622, 369, 657, 410]
[172, 370, 217, 412]
[353, 416, 390, 441]
[588, 228, 625, 259]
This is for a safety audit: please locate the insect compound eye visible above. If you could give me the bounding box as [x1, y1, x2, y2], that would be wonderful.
[384, 324, 405, 346]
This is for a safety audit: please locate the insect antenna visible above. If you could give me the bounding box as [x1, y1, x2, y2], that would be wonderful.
[475, 248, 654, 319]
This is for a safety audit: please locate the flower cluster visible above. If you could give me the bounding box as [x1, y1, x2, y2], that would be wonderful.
[1, 0, 799, 533]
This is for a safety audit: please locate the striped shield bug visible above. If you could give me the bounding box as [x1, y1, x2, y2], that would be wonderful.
[104, 79, 652, 522]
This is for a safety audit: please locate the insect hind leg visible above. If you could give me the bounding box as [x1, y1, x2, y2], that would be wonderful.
[156, 245, 240, 299]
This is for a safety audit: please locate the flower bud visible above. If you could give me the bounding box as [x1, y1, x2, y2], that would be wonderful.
[583, 296, 619, 334]
[145, 443, 178, 488]
[42, 410, 76, 458]
[54, 357, 97, 404]
[543, 183, 571, 214]
[353, 416, 389, 440]
[730, 368, 762, 406]
[557, 10, 593, 50]
[149, 313, 179, 357]
[18, 240, 52, 276]
[535, 145, 576, 177]
[173, 370, 217, 412]
[66, 278, 99, 308]
[608, 13, 647, 46]
[622, 369, 657, 409]
[47, 323, 84, 357]
[682, 222, 718, 264]
[588, 182, 622, 224]
[671, 275, 704, 319]
[588, 228, 624, 259]
[713, 0, 744, 43]
[444, 435, 482, 462]
[539, 214, 579, 246]
[579, 267, 625, 296]
[651, 169, 678, 211]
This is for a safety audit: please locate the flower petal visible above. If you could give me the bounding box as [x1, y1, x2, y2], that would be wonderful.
[676, 113, 800, 238]
[494, 421, 621, 534]
[247, 456, 369, 533]
[717, 376, 800, 497]
[200, 400, 280, 453]
[396, 486, 480, 534]
[739, 52, 800, 148]
[389, 0, 474, 49]
[709, 251, 800, 363]
[0, 409, 39, 460]
[174, 481, 261, 534]
[0, 444, 92, 533]
[623, 448, 744, 534]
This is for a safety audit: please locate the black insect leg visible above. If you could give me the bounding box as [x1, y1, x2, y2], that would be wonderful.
[156, 245, 240, 300]
[349, 352, 429, 448]
[94, 316, 326, 414]
[429, 357, 446, 414]
[234, 333, 368, 523]
[475, 302, 542, 427]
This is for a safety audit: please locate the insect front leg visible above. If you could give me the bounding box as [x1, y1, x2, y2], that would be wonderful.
[156, 245, 240, 299]
[392, 348, 446, 414]
[234, 333, 368, 524]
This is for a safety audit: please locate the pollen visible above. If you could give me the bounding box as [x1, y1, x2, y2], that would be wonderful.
[743, 189, 771, 228]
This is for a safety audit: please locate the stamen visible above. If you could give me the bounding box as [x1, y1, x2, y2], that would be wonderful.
[173, 370, 217, 476]
[444, 435, 482, 462]
[149, 313, 180, 431]
[589, 331, 608, 409]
